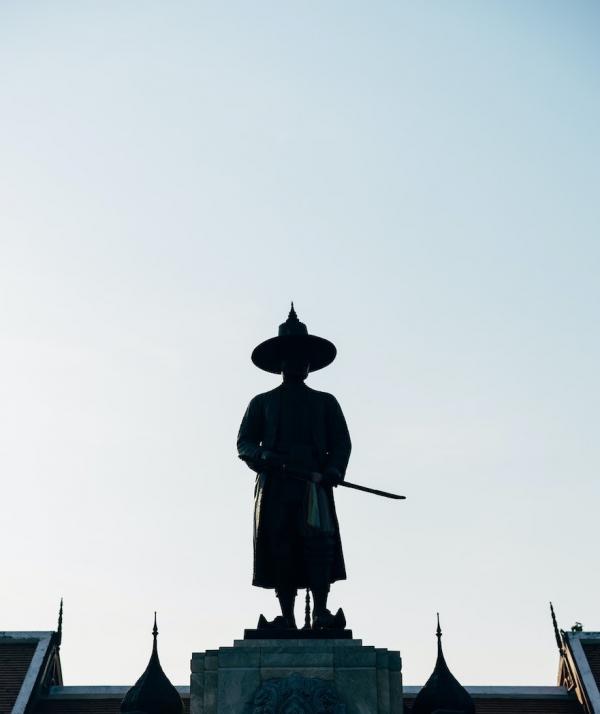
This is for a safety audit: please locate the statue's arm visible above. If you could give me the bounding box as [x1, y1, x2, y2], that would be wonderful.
[324, 395, 352, 481]
[237, 396, 264, 469]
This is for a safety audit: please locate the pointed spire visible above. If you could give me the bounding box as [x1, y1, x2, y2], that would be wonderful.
[288, 301, 298, 321]
[120, 614, 184, 714]
[57, 598, 63, 650]
[411, 614, 475, 714]
[550, 602, 563, 654]
[152, 612, 158, 654]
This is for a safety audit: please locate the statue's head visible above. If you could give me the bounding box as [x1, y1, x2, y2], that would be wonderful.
[251, 303, 336, 376]
[281, 356, 310, 381]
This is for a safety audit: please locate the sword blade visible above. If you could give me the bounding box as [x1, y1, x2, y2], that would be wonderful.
[238, 456, 405, 500]
[340, 480, 405, 500]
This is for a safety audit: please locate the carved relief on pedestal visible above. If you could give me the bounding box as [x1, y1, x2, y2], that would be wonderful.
[251, 673, 346, 714]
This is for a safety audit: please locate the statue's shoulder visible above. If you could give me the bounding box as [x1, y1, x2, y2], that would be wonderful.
[305, 385, 339, 405]
[248, 385, 282, 406]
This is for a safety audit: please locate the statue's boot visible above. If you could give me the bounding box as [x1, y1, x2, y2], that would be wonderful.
[310, 584, 345, 631]
[256, 587, 298, 630]
[312, 608, 346, 631]
[257, 614, 297, 630]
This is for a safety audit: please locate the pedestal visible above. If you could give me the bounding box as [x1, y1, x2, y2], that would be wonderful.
[190, 636, 402, 714]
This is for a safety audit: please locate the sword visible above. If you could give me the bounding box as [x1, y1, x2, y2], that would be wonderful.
[239, 456, 405, 501]
[335, 480, 405, 500]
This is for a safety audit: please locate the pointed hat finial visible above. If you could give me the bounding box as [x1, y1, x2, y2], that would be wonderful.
[277, 301, 306, 336]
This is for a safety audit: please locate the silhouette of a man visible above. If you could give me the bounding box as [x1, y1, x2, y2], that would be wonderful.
[237, 305, 351, 630]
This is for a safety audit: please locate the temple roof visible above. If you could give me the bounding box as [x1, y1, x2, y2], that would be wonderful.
[0, 630, 61, 714]
[405, 688, 581, 714]
[2, 603, 597, 714]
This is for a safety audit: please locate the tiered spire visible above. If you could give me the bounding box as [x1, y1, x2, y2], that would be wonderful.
[278, 302, 308, 337]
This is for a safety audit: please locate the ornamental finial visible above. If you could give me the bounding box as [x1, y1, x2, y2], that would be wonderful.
[57, 598, 63, 649]
[550, 602, 563, 653]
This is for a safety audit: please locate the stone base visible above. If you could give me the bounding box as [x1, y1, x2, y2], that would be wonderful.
[190, 637, 402, 714]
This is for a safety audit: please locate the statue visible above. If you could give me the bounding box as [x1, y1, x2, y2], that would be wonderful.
[237, 304, 351, 631]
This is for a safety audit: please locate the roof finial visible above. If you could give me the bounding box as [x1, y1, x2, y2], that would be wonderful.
[550, 602, 563, 653]
[120, 611, 184, 714]
[411, 613, 475, 714]
[152, 612, 159, 655]
[57, 598, 63, 650]
[436, 613, 444, 657]
[288, 302, 298, 320]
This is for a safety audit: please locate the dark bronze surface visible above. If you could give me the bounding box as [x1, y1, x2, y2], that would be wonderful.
[238, 306, 352, 631]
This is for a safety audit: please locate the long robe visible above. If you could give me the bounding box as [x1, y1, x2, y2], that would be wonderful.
[237, 382, 352, 589]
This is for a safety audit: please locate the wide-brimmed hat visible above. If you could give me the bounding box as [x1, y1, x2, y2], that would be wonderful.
[251, 304, 337, 374]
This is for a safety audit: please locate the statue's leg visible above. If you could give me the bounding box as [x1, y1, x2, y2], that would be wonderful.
[256, 485, 302, 630]
[275, 586, 298, 627]
[311, 584, 330, 617]
[305, 533, 337, 625]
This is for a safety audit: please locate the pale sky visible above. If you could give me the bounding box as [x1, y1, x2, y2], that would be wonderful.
[1, 0, 599, 688]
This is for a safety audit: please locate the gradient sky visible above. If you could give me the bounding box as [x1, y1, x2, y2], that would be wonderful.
[1, 0, 599, 688]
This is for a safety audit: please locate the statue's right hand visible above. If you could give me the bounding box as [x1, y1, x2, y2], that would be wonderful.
[260, 450, 286, 468]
